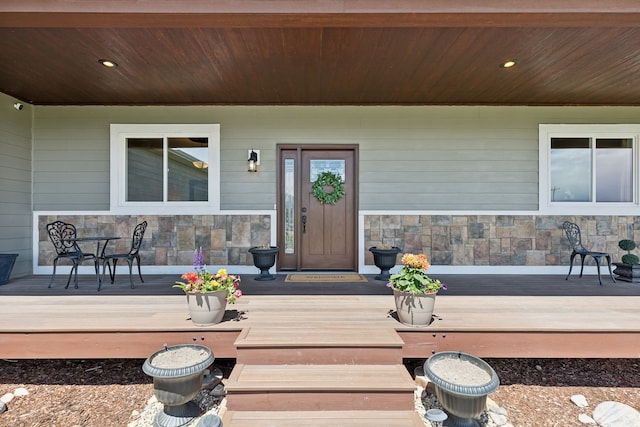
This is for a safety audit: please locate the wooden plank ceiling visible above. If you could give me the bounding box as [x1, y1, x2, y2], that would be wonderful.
[1, 1, 640, 106]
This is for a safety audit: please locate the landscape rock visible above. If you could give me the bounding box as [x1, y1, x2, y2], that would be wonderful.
[414, 366, 428, 388]
[0, 393, 13, 404]
[571, 394, 589, 408]
[489, 410, 508, 425]
[592, 401, 640, 427]
[13, 387, 28, 397]
[578, 413, 596, 424]
[211, 384, 226, 397]
[0, 401, 6, 415]
[486, 397, 500, 412]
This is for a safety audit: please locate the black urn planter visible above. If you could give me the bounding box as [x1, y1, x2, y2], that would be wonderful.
[613, 262, 640, 283]
[0, 254, 18, 285]
[249, 246, 279, 281]
[369, 246, 401, 281]
[142, 344, 216, 427]
[424, 351, 500, 427]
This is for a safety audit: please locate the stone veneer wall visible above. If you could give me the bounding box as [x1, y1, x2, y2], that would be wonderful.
[38, 214, 271, 267]
[364, 215, 640, 267]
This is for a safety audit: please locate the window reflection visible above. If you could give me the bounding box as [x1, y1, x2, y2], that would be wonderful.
[168, 137, 208, 201]
[595, 139, 632, 202]
[550, 138, 591, 202]
[125, 136, 209, 202]
[551, 137, 633, 203]
[126, 138, 163, 201]
[284, 159, 295, 254]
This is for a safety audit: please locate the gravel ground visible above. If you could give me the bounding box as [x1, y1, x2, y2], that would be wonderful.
[1, 358, 639, 426]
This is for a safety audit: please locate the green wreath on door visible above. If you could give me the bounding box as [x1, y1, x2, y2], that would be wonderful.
[312, 171, 345, 204]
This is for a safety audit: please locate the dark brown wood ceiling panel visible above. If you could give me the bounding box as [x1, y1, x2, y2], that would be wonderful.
[1, 23, 640, 105]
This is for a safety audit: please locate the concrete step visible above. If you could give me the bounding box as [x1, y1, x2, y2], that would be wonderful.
[224, 364, 416, 411]
[234, 326, 404, 364]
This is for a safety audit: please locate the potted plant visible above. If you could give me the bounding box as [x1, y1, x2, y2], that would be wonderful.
[173, 248, 242, 325]
[388, 253, 446, 326]
[248, 245, 279, 281]
[613, 239, 640, 283]
[368, 244, 401, 281]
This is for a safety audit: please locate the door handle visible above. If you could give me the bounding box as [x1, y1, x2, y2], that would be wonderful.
[301, 215, 307, 233]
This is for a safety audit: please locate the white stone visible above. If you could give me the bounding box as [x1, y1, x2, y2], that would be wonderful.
[486, 397, 500, 412]
[593, 401, 640, 427]
[14, 387, 29, 397]
[414, 366, 428, 388]
[0, 393, 14, 404]
[0, 401, 7, 415]
[579, 413, 596, 424]
[571, 394, 589, 408]
[211, 383, 226, 397]
[211, 367, 224, 382]
[489, 411, 508, 426]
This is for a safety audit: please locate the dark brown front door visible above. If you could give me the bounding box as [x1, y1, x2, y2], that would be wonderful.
[277, 145, 358, 271]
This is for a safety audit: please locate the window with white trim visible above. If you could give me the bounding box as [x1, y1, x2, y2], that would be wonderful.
[110, 124, 220, 210]
[539, 124, 638, 211]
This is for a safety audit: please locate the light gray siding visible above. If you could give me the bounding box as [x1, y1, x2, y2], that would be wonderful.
[32, 105, 640, 211]
[0, 93, 33, 277]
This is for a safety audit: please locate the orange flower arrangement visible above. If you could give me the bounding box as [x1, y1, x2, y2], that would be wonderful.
[400, 253, 430, 270]
[388, 253, 446, 294]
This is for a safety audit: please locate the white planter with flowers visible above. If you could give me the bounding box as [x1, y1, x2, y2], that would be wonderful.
[174, 248, 242, 326]
[388, 253, 446, 327]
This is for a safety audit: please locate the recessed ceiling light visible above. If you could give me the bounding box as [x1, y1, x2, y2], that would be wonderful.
[501, 59, 518, 69]
[99, 59, 118, 68]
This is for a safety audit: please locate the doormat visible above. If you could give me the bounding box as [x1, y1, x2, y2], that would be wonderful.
[285, 274, 368, 283]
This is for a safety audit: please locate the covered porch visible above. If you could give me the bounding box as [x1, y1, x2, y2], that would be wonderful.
[1, 273, 638, 425]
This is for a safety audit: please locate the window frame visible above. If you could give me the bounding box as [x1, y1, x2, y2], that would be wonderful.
[110, 124, 220, 213]
[539, 124, 639, 214]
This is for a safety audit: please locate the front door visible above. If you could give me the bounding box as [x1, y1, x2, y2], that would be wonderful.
[277, 145, 358, 271]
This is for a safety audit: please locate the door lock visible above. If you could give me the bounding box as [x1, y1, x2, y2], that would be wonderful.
[301, 215, 307, 233]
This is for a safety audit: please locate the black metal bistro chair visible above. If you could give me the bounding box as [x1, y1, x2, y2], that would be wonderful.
[46, 220, 98, 289]
[562, 221, 615, 286]
[101, 221, 147, 290]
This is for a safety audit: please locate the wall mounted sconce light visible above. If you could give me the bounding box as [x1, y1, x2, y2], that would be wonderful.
[248, 150, 259, 173]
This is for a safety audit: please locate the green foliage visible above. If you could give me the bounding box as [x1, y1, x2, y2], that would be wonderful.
[388, 253, 446, 294]
[618, 239, 639, 265]
[312, 171, 345, 205]
[621, 254, 640, 265]
[618, 239, 637, 252]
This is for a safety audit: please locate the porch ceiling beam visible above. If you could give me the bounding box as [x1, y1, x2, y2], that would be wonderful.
[2, 0, 640, 28]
